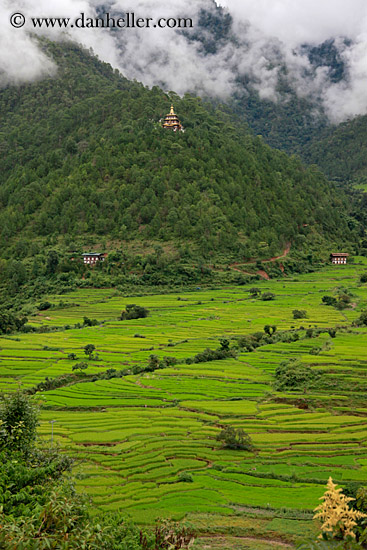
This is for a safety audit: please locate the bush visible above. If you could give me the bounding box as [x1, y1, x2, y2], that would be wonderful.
[249, 287, 261, 297]
[72, 362, 89, 372]
[177, 472, 193, 483]
[355, 312, 367, 327]
[274, 358, 319, 391]
[216, 426, 254, 451]
[360, 273, 367, 283]
[322, 295, 338, 307]
[0, 311, 28, 335]
[37, 301, 52, 311]
[0, 392, 39, 456]
[293, 309, 307, 319]
[261, 292, 275, 301]
[186, 346, 236, 364]
[120, 304, 149, 320]
[264, 325, 277, 335]
[83, 316, 99, 327]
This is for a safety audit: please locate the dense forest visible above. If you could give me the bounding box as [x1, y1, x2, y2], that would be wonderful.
[0, 40, 356, 253]
[304, 115, 367, 183]
[0, 39, 362, 310]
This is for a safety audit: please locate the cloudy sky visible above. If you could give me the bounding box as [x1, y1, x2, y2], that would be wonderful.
[1, 0, 367, 122]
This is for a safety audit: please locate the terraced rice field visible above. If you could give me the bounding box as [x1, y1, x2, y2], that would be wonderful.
[3, 259, 367, 548]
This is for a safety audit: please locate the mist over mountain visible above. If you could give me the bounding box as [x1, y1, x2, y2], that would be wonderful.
[2, 0, 367, 125]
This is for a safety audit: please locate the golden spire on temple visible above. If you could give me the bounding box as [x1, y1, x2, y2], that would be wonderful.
[162, 104, 183, 131]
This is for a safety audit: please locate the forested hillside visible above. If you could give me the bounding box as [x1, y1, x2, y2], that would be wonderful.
[0, 40, 356, 261]
[304, 115, 367, 183]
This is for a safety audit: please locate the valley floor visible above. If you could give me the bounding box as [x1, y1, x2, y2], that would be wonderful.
[3, 259, 367, 546]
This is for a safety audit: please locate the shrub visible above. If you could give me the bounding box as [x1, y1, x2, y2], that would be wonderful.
[360, 273, 367, 283]
[336, 294, 351, 310]
[354, 312, 367, 327]
[216, 426, 254, 451]
[261, 292, 275, 301]
[293, 309, 307, 319]
[322, 295, 338, 307]
[219, 338, 230, 351]
[37, 301, 52, 311]
[72, 362, 89, 372]
[314, 477, 367, 540]
[83, 316, 99, 327]
[274, 358, 319, 391]
[249, 287, 261, 297]
[0, 391, 38, 456]
[177, 472, 193, 483]
[186, 346, 236, 364]
[0, 311, 28, 335]
[264, 325, 277, 335]
[120, 304, 149, 320]
[67, 353, 77, 360]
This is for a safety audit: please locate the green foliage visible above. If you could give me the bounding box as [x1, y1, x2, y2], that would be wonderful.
[360, 273, 367, 284]
[261, 292, 276, 301]
[219, 338, 230, 351]
[293, 309, 308, 319]
[0, 485, 105, 550]
[83, 316, 99, 326]
[0, 392, 38, 455]
[177, 472, 194, 483]
[305, 113, 367, 183]
[0, 393, 195, 550]
[264, 324, 277, 335]
[249, 287, 261, 297]
[355, 312, 367, 327]
[84, 344, 96, 359]
[323, 293, 351, 310]
[216, 425, 254, 451]
[37, 301, 52, 311]
[185, 346, 236, 364]
[322, 296, 338, 307]
[0, 39, 357, 279]
[0, 311, 28, 334]
[139, 519, 195, 550]
[120, 304, 149, 321]
[274, 358, 319, 392]
[72, 361, 89, 372]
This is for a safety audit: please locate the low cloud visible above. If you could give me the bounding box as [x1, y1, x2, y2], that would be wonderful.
[2, 0, 367, 122]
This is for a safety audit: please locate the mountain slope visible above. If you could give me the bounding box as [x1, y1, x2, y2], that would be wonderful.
[0, 40, 357, 262]
[304, 115, 367, 183]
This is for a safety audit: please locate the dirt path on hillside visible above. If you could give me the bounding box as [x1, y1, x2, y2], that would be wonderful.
[229, 242, 291, 279]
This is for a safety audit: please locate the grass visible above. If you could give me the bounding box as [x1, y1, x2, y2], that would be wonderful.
[3, 260, 367, 545]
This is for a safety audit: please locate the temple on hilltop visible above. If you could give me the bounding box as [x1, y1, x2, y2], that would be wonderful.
[162, 105, 183, 131]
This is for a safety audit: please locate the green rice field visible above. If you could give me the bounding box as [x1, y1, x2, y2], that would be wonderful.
[3, 259, 367, 548]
